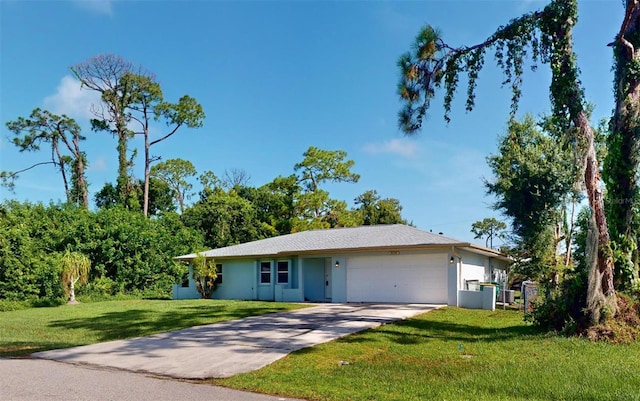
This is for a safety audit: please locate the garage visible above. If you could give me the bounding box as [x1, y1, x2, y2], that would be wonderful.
[346, 253, 448, 303]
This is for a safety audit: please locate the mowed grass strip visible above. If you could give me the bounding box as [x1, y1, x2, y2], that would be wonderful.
[0, 299, 306, 357]
[215, 307, 640, 401]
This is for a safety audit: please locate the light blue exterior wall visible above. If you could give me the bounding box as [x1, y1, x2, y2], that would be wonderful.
[213, 260, 255, 300]
[172, 249, 507, 307]
[303, 258, 325, 302]
[172, 272, 200, 299]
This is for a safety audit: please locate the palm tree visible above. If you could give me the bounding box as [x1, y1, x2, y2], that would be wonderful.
[60, 250, 91, 304]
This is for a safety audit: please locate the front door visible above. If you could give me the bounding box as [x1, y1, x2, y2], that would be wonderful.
[324, 258, 332, 299]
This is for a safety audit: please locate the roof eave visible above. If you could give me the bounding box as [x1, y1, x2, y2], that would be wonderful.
[460, 244, 511, 262]
[174, 243, 471, 261]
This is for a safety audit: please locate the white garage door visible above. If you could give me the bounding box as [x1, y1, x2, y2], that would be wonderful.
[346, 253, 447, 303]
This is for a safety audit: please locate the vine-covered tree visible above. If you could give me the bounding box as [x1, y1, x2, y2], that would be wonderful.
[397, 0, 637, 325]
[603, 1, 640, 290]
[72, 54, 144, 209]
[3, 109, 89, 207]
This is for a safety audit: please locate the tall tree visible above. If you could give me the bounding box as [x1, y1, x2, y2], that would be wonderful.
[150, 158, 197, 214]
[181, 188, 266, 248]
[4, 109, 88, 207]
[397, 0, 622, 324]
[72, 54, 143, 209]
[122, 73, 205, 216]
[485, 116, 578, 281]
[293, 147, 360, 228]
[470, 218, 507, 249]
[602, 1, 640, 290]
[94, 178, 175, 216]
[221, 168, 251, 190]
[354, 190, 407, 226]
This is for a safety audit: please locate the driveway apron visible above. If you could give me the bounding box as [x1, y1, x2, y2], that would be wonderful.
[33, 303, 441, 379]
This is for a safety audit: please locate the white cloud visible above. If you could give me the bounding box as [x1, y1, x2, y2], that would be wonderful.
[73, 0, 113, 16]
[43, 75, 103, 121]
[362, 138, 418, 158]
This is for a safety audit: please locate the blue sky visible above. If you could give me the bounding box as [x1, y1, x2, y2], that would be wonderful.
[0, 0, 621, 244]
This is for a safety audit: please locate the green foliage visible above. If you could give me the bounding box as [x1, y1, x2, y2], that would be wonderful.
[0, 201, 203, 302]
[486, 115, 576, 280]
[73, 54, 139, 207]
[397, 0, 589, 132]
[529, 265, 589, 334]
[294, 147, 360, 193]
[182, 188, 269, 248]
[0, 201, 73, 301]
[235, 176, 299, 235]
[292, 147, 361, 228]
[59, 250, 91, 302]
[192, 253, 218, 299]
[486, 115, 575, 238]
[4, 108, 88, 207]
[470, 217, 507, 248]
[218, 307, 640, 400]
[94, 179, 175, 215]
[353, 190, 407, 226]
[150, 158, 197, 213]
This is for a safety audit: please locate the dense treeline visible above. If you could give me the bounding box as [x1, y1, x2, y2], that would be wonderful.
[0, 202, 202, 303]
[0, 54, 410, 307]
[0, 171, 407, 305]
[0, 149, 408, 305]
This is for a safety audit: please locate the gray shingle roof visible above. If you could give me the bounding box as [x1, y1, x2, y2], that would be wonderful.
[175, 224, 470, 260]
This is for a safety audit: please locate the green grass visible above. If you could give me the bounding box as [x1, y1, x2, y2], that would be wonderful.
[0, 299, 306, 357]
[215, 307, 640, 401]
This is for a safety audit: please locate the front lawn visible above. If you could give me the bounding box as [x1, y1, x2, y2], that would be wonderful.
[0, 299, 306, 357]
[215, 307, 640, 401]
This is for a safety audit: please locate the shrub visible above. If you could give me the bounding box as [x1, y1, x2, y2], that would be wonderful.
[529, 267, 589, 334]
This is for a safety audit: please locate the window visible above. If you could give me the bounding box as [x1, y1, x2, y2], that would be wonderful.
[215, 264, 223, 285]
[260, 261, 271, 284]
[277, 261, 289, 284]
[181, 273, 189, 288]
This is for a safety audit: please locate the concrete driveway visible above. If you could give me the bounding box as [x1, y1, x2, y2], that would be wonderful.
[34, 303, 440, 379]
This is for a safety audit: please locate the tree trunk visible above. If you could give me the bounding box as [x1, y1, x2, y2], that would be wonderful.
[607, 1, 640, 287]
[545, 1, 617, 323]
[67, 277, 79, 304]
[73, 134, 89, 208]
[580, 112, 617, 322]
[52, 138, 71, 203]
[143, 132, 150, 217]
